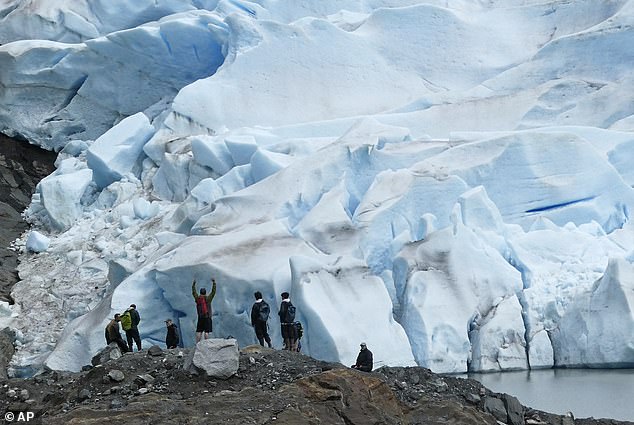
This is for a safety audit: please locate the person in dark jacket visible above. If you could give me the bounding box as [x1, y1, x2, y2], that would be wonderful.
[351, 342, 373, 372]
[125, 304, 142, 351]
[251, 291, 272, 348]
[165, 319, 179, 349]
[278, 292, 297, 351]
[192, 278, 217, 342]
[105, 314, 129, 353]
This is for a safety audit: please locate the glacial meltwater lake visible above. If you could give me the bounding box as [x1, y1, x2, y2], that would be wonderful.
[465, 368, 634, 422]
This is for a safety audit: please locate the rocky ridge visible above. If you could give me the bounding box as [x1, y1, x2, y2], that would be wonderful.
[1, 344, 631, 425]
[0, 133, 56, 302]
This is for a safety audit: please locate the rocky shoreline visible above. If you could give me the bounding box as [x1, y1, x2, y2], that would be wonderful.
[1, 344, 631, 425]
[0, 133, 56, 303]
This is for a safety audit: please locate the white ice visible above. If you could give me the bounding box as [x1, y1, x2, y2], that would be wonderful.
[25, 231, 50, 253]
[1, 0, 634, 375]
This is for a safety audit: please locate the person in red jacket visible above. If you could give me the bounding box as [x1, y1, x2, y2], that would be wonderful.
[192, 278, 216, 343]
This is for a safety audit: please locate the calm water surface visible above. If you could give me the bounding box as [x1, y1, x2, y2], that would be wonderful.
[466, 368, 634, 422]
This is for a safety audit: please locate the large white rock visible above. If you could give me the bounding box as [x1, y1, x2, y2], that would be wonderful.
[191, 338, 239, 379]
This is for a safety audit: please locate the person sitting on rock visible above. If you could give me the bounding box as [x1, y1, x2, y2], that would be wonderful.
[192, 278, 217, 342]
[165, 318, 180, 349]
[105, 313, 129, 353]
[351, 342, 373, 372]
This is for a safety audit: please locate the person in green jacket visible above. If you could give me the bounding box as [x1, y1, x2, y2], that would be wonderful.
[120, 304, 142, 352]
[192, 278, 217, 342]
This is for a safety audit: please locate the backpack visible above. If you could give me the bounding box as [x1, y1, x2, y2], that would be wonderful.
[131, 309, 140, 327]
[196, 295, 209, 317]
[284, 303, 296, 323]
[120, 311, 132, 331]
[258, 301, 270, 322]
[294, 321, 303, 340]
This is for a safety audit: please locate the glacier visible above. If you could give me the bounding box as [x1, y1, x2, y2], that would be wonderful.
[1, 0, 634, 376]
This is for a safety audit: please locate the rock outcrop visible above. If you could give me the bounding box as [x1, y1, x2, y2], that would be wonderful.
[0, 327, 15, 380]
[0, 133, 56, 302]
[0, 346, 629, 425]
[91, 343, 123, 367]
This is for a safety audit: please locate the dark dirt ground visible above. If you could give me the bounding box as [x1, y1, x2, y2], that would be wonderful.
[1, 345, 631, 425]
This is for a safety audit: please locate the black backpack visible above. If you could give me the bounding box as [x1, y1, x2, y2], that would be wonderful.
[258, 301, 270, 322]
[285, 303, 296, 323]
[294, 321, 303, 340]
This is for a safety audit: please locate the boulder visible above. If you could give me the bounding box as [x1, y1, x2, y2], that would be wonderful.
[466, 393, 481, 404]
[147, 345, 163, 357]
[135, 374, 155, 385]
[562, 412, 575, 425]
[503, 393, 525, 425]
[190, 338, 239, 379]
[483, 396, 507, 423]
[108, 370, 125, 382]
[109, 398, 125, 409]
[91, 343, 122, 366]
[77, 388, 91, 401]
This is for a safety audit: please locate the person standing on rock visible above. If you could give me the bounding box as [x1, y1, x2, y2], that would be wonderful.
[121, 304, 142, 352]
[351, 342, 373, 372]
[165, 318, 180, 349]
[278, 292, 297, 351]
[105, 313, 129, 353]
[251, 291, 272, 348]
[193, 278, 217, 343]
